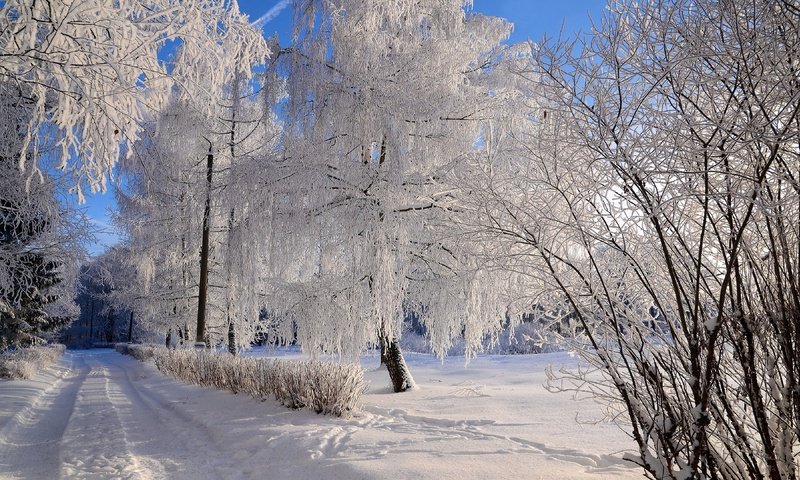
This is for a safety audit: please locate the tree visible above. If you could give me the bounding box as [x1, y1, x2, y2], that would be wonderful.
[268, 0, 515, 391]
[0, 78, 85, 349]
[1, 0, 268, 347]
[0, 155, 84, 349]
[214, 73, 282, 354]
[465, 0, 800, 477]
[0, 0, 268, 199]
[98, 1, 272, 347]
[116, 70, 278, 349]
[0, 248, 74, 349]
[61, 247, 141, 347]
[114, 106, 205, 345]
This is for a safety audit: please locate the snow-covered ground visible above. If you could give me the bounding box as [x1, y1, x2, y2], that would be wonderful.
[0, 348, 642, 479]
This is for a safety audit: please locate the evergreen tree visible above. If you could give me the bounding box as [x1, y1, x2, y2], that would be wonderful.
[0, 252, 70, 348]
[0, 163, 77, 348]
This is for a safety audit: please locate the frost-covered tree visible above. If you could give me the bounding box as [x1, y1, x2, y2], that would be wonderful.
[214, 74, 282, 354]
[0, 232, 78, 349]
[117, 72, 279, 350]
[0, 79, 86, 349]
[466, 0, 800, 477]
[0, 144, 84, 348]
[0, 0, 267, 199]
[115, 106, 205, 346]
[106, 9, 271, 348]
[269, 0, 514, 391]
[72, 247, 143, 345]
[1, 0, 268, 346]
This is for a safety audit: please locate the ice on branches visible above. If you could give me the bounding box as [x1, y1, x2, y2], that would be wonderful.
[0, 0, 269, 199]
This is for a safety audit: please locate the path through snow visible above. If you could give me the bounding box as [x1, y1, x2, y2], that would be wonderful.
[0, 349, 641, 479]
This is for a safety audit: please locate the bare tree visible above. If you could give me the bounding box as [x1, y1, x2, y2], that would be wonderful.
[464, 0, 800, 478]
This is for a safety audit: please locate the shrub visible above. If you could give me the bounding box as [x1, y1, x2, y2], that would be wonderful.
[114, 343, 157, 361]
[118, 345, 366, 417]
[0, 344, 66, 379]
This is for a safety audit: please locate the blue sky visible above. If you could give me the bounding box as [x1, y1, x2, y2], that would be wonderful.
[83, 0, 606, 256]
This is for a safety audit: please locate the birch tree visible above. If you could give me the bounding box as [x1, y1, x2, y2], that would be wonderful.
[0, 0, 267, 199]
[105, 7, 271, 347]
[117, 73, 279, 349]
[114, 107, 204, 345]
[269, 0, 514, 391]
[214, 75, 282, 354]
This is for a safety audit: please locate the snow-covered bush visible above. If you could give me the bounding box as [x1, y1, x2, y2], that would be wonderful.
[0, 344, 65, 379]
[114, 343, 157, 362]
[495, 322, 563, 355]
[119, 345, 366, 416]
[400, 321, 563, 356]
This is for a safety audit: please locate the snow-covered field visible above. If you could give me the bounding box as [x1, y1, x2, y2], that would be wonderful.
[0, 348, 642, 479]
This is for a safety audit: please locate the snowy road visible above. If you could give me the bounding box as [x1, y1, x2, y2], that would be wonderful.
[0, 349, 641, 479]
[0, 350, 228, 479]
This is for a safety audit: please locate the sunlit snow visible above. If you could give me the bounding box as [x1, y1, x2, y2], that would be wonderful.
[0, 349, 639, 479]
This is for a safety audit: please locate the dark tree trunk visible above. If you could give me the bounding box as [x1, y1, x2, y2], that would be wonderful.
[88, 300, 94, 341]
[106, 307, 115, 342]
[378, 321, 387, 365]
[227, 319, 236, 355]
[195, 147, 214, 347]
[225, 208, 236, 356]
[379, 336, 387, 366]
[127, 311, 134, 342]
[166, 328, 172, 348]
[384, 337, 414, 392]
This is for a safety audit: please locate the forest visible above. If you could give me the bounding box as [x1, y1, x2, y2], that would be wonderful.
[1, 0, 798, 478]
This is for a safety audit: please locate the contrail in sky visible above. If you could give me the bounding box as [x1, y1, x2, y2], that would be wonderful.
[251, 0, 292, 29]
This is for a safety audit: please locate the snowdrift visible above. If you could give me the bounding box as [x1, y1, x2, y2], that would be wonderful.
[0, 344, 66, 379]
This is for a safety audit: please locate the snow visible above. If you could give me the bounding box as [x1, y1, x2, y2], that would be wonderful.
[0, 349, 641, 479]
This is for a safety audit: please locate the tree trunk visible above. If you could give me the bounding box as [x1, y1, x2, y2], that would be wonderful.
[195, 147, 214, 347]
[384, 337, 415, 392]
[127, 311, 134, 342]
[106, 307, 115, 342]
[225, 208, 236, 356]
[378, 321, 388, 365]
[227, 319, 236, 355]
[166, 328, 172, 348]
[88, 300, 94, 341]
[379, 336, 387, 366]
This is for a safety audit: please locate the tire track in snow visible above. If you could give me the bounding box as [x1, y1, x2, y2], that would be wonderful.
[57, 350, 228, 479]
[58, 353, 148, 479]
[308, 424, 360, 460]
[0, 352, 89, 479]
[108, 353, 227, 479]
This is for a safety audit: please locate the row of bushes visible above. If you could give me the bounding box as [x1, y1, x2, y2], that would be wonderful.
[0, 344, 66, 379]
[115, 343, 366, 417]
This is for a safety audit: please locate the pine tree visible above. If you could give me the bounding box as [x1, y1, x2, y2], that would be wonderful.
[0, 174, 74, 348]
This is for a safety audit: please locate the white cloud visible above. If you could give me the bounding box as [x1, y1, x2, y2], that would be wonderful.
[251, 0, 292, 29]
